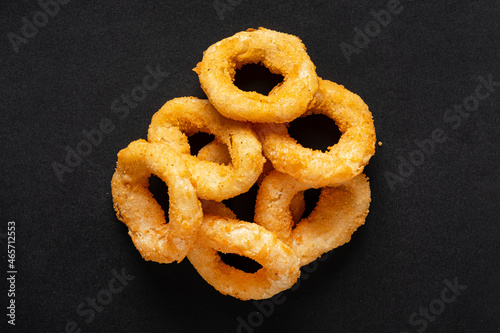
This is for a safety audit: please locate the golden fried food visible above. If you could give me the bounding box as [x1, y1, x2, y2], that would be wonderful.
[256, 79, 376, 187]
[196, 139, 231, 166]
[194, 27, 318, 123]
[111, 28, 376, 301]
[196, 139, 306, 224]
[111, 140, 203, 263]
[148, 97, 265, 201]
[255, 171, 371, 265]
[187, 215, 300, 300]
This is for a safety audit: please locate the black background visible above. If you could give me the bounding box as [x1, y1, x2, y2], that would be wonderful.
[1, 0, 499, 332]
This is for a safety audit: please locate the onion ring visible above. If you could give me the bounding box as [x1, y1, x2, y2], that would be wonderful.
[256, 79, 376, 187]
[110, 28, 377, 299]
[111, 139, 203, 263]
[197, 139, 305, 223]
[187, 215, 300, 300]
[194, 27, 319, 123]
[255, 170, 371, 265]
[148, 97, 265, 201]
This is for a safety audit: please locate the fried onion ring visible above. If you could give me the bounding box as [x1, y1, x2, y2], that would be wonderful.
[111, 28, 377, 300]
[111, 139, 203, 263]
[255, 170, 371, 265]
[194, 27, 319, 123]
[197, 139, 305, 223]
[187, 215, 300, 300]
[256, 79, 376, 187]
[148, 97, 265, 201]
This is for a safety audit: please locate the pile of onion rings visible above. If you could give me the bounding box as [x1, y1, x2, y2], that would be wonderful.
[111, 27, 376, 300]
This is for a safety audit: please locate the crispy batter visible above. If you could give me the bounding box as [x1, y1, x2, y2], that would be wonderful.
[111, 140, 203, 263]
[197, 139, 305, 223]
[111, 28, 376, 301]
[255, 171, 371, 265]
[256, 79, 376, 187]
[148, 97, 265, 201]
[194, 27, 318, 123]
[187, 215, 300, 300]
[196, 139, 231, 166]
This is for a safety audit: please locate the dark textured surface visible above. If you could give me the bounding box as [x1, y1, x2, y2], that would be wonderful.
[1, 0, 499, 332]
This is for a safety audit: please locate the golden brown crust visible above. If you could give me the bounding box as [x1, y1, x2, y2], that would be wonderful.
[111, 140, 203, 263]
[195, 27, 319, 123]
[255, 171, 371, 266]
[256, 79, 376, 187]
[187, 216, 300, 300]
[148, 97, 265, 201]
[111, 28, 376, 301]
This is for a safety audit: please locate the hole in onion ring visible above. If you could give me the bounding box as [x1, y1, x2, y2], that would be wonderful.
[188, 132, 216, 155]
[234, 63, 284, 96]
[299, 188, 322, 222]
[148, 175, 170, 222]
[288, 114, 342, 152]
[218, 252, 263, 273]
[222, 183, 259, 222]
